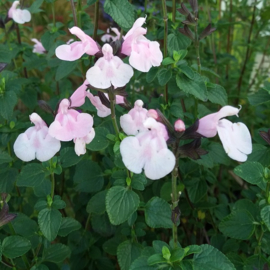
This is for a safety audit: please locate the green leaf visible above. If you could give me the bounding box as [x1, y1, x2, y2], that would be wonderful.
[87, 190, 107, 214]
[184, 245, 202, 256]
[43, 244, 70, 263]
[186, 178, 207, 203]
[104, 0, 135, 29]
[179, 64, 194, 79]
[194, 244, 236, 270]
[91, 213, 115, 237]
[103, 236, 126, 256]
[219, 210, 255, 240]
[0, 91, 17, 120]
[17, 164, 46, 187]
[157, 69, 172, 86]
[261, 205, 270, 232]
[30, 264, 49, 270]
[0, 168, 17, 193]
[147, 254, 167, 265]
[174, 50, 188, 61]
[38, 208, 62, 241]
[106, 186, 140, 225]
[117, 240, 142, 270]
[162, 246, 171, 260]
[74, 160, 104, 193]
[243, 255, 269, 270]
[29, 0, 44, 13]
[131, 174, 147, 191]
[0, 151, 12, 165]
[0, 45, 12, 63]
[162, 57, 175, 66]
[55, 61, 78, 81]
[60, 147, 83, 168]
[207, 83, 228, 106]
[130, 256, 157, 270]
[248, 89, 270, 106]
[176, 74, 207, 101]
[2, 236, 31, 259]
[145, 197, 173, 228]
[87, 127, 110, 151]
[41, 31, 61, 52]
[167, 33, 191, 55]
[12, 213, 38, 237]
[234, 161, 266, 189]
[170, 247, 185, 262]
[58, 217, 81, 237]
[146, 67, 159, 83]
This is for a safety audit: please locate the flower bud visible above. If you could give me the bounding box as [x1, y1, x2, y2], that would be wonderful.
[174, 119, 185, 132]
[147, 109, 159, 120]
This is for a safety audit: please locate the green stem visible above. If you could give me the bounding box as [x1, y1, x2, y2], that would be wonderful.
[52, 1, 55, 27]
[266, 182, 270, 204]
[194, 23, 201, 74]
[172, 0, 176, 23]
[108, 90, 120, 136]
[161, 0, 168, 103]
[255, 226, 264, 254]
[93, 0, 99, 41]
[84, 213, 91, 232]
[171, 166, 179, 248]
[70, 0, 78, 26]
[144, 0, 147, 14]
[77, 0, 82, 28]
[50, 159, 55, 200]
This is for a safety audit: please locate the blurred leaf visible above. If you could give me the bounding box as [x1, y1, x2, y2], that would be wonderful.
[145, 197, 173, 228]
[2, 236, 31, 259]
[248, 89, 270, 106]
[29, 0, 44, 13]
[117, 240, 142, 270]
[55, 61, 78, 81]
[261, 205, 270, 232]
[87, 127, 110, 151]
[207, 83, 228, 106]
[219, 210, 255, 240]
[167, 33, 191, 55]
[87, 190, 107, 214]
[157, 68, 172, 86]
[0, 151, 12, 165]
[17, 164, 47, 187]
[60, 147, 83, 168]
[193, 244, 236, 270]
[43, 244, 70, 263]
[58, 217, 81, 237]
[0, 91, 17, 120]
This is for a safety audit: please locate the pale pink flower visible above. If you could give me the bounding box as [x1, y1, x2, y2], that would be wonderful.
[174, 119, 185, 132]
[197, 106, 252, 162]
[31, 39, 46, 54]
[101, 27, 121, 43]
[86, 44, 133, 89]
[120, 118, 175, 180]
[147, 109, 158, 120]
[73, 128, 95, 156]
[13, 113, 61, 162]
[120, 100, 149, 135]
[48, 99, 94, 141]
[69, 80, 89, 107]
[8, 1, 31, 24]
[86, 91, 125, 118]
[55, 27, 99, 61]
[121, 17, 163, 72]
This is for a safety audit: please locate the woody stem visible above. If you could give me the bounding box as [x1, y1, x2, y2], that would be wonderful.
[108, 90, 120, 136]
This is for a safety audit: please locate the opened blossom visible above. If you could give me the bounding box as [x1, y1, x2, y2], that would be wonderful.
[120, 118, 175, 180]
[55, 27, 99, 61]
[8, 1, 31, 24]
[31, 39, 46, 54]
[197, 105, 252, 162]
[48, 99, 94, 142]
[13, 113, 61, 162]
[120, 100, 149, 135]
[121, 17, 163, 72]
[86, 44, 134, 89]
[73, 129, 95, 156]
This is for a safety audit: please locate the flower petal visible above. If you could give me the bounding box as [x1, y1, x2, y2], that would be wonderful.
[55, 42, 85, 61]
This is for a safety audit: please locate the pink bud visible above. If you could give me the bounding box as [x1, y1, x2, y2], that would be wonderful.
[147, 109, 159, 120]
[174, 119, 185, 132]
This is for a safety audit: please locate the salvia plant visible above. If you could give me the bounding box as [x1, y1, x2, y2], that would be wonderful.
[0, 0, 270, 269]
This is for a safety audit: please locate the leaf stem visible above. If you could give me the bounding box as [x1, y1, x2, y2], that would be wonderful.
[70, 0, 78, 26]
[77, 0, 82, 28]
[50, 159, 55, 200]
[108, 89, 120, 136]
[93, 0, 100, 41]
[161, 0, 168, 103]
[194, 22, 201, 74]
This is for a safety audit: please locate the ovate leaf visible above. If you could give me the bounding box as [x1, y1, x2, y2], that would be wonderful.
[2, 236, 31, 259]
[106, 186, 140, 225]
